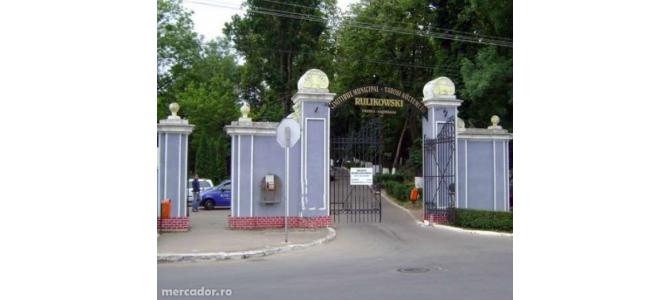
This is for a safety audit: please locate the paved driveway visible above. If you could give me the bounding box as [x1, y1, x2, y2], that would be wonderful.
[158, 209, 330, 254]
[158, 195, 512, 300]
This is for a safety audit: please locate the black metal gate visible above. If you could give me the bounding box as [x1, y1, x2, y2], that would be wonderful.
[423, 117, 456, 223]
[330, 119, 383, 223]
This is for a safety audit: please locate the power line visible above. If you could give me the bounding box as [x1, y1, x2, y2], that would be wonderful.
[198, 0, 502, 46]
[230, 0, 512, 44]
[214, 0, 321, 11]
[217, 0, 512, 42]
[233, 46, 464, 75]
[186, 0, 512, 47]
[260, 4, 512, 47]
[256, 0, 329, 11]
[186, 4, 480, 76]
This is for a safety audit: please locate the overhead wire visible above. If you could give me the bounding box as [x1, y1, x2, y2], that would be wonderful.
[233, 46, 464, 76]
[186, 0, 512, 47]
[216, 0, 512, 42]
[245, 0, 512, 46]
[186, 1, 466, 77]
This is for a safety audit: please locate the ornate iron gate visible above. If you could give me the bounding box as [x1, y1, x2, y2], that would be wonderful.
[330, 119, 383, 223]
[423, 117, 456, 223]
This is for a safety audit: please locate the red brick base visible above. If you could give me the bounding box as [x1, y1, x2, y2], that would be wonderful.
[229, 216, 331, 229]
[424, 213, 449, 225]
[157, 217, 189, 232]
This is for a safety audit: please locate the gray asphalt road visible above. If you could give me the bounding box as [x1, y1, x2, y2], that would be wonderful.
[158, 195, 512, 300]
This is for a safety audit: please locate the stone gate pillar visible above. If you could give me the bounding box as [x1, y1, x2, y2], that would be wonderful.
[422, 77, 462, 140]
[422, 77, 462, 223]
[157, 103, 194, 231]
[292, 69, 335, 218]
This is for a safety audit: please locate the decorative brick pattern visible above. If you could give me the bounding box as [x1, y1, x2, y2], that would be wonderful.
[424, 213, 449, 225]
[229, 216, 331, 229]
[157, 217, 189, 232]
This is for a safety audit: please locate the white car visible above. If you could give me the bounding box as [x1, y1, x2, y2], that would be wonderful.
[187, 178, 214, 203]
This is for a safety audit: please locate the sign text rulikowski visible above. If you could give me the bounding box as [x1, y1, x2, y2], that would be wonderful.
[354, 97, 404, 108]
[329, 85, 428, 115]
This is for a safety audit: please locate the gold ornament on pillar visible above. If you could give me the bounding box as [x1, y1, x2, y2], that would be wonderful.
[488, 115, 502, 129]
[168, 102, 181, 120]
[297, 69, 329, 91]
[239, 101, 252, 122]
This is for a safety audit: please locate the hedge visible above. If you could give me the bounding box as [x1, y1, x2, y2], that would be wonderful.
[453, 208, 513, 232]
[373, 173, 404, 183]
[380, 180, 422, 204]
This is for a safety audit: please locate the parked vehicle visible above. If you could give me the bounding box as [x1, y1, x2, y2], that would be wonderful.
[188, 178, 213, 203]
[197, 180, 232, 210]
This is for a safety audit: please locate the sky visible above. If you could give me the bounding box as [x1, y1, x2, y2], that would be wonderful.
[182, 0, 360, 41]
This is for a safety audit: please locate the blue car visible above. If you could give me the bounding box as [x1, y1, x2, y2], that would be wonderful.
[197, 180, 232, 210]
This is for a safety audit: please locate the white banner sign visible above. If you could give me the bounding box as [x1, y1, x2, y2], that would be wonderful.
[414, 177, 424, 189]
[350, 168, 373, 186]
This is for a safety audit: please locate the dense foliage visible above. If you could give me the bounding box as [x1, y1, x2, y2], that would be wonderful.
[383, 181, 418, 203]
[453, 208, 513, 232]
[224, 0, 338, 116]
[157, 0, 512, 183]
[375, 174, 420, 204]
[158, 0, 240, 183]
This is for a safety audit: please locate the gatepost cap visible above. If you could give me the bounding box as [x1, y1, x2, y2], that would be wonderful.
[297, 69, 329, 91]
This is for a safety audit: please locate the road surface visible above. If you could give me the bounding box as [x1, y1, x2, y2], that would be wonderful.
[158, 194, 512, 299]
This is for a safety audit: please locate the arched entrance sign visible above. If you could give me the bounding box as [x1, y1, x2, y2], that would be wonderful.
[329, 85, 428, 117]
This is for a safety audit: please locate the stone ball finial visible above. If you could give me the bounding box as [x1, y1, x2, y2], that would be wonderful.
[491, 115, 500, 125]
[488, 115, 502, 129]
[241, 102, 250, 118]
[422, 76, 455, 99]
[239, 101, 252, 122]
[168, 102, 180, 119]
[433, 77, 455, 96]
[297, 69, 329, 91]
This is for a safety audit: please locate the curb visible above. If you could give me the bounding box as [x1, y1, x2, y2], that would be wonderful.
[417, 220, 513, 237]
[381, 192, 512, 238]
[158, 227, 337, 263]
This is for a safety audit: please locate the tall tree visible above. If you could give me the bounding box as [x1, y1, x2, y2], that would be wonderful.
[176, 39, 241, 180]
[332, 0, 438, 171]
[431, 0, 513, 129]
[195, 133, 211, 177]
[157, 0, 242, 181]
[224, 0, 337, 116]
[157, 0, 201, 120]
[332, 0, 512, 172]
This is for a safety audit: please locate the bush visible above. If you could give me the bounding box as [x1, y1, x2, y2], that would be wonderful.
[382, 180, 418, 203]
[374, 173, 404, 184]
[453, 208, 513, 232]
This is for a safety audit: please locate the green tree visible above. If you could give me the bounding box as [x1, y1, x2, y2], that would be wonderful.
[157, 0, 512, 181]
[459, 46, 512, 129]
[430, 0, 513, 129]
[330, 0, 512, 173]
[157, 0, 242, 182]
[212, 137, 229, 183]
[332, 0, 438, 172]
[194, 131, 229, 183]
[157, 0, 201, 120]
[224, 0, 338, 116]
[195, 133, 211, 178]
[176, 39, 240, 180]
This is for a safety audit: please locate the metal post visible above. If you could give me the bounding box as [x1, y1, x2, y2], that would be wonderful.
[284, 127, 290, 243]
